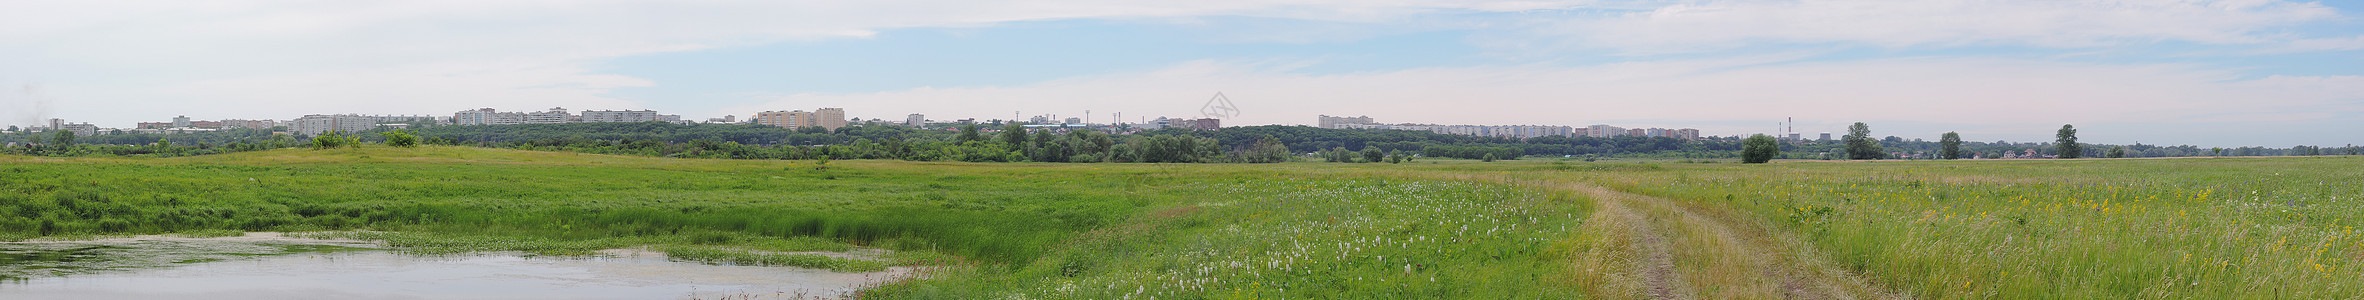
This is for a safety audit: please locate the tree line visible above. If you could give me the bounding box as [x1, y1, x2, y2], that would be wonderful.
[1736, 122, 2363, 163]
[7, 122, 2358, 161]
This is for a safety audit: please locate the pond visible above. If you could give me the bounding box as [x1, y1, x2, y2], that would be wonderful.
[0, 234, 905, 300]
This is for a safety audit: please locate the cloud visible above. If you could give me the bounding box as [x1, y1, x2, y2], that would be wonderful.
[1529, 0, 2340, 53]
[0, 0, 1602, 125]
[2277, 35, 2364, 52]
[724, 57, 2363, 145]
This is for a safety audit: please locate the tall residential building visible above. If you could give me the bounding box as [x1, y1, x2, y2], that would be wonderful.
[756, 108, 848, 130]
[581, 110, 667, 123]
[288, 114, 382, 136]
[1675, 128, 1702, 140]
[904, 114, 926, 127]
[172, 115, 191, 128]
[58, 122, 98, 137]
[816, 108, 846, 130]
[1586, 125, 1627, 138]
[190, 121, 223, 128]
[454, 108, 526, 125]
[1317, 115, 1376, 129]
[1341, 123, 1571, 139]
[755, 110, 815, 129]
[525, 107, 571, 124]
[222, 119, 279, 130]
[1819, 132, 1832, 141]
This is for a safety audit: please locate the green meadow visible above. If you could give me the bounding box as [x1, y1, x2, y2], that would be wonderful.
[3, 146, 2360, 298]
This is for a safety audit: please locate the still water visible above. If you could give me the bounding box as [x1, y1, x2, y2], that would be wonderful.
[0, 237, 898, 300]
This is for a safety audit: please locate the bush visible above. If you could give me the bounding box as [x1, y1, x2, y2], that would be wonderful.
[311, 131, 359, 150]
[380, 129, 420, 147]
[1742, 134, 1778, 163]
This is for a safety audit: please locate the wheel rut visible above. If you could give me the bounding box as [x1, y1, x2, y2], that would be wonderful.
[1597, 194, 1691, 300]
[1385, 172, 1903, 299]
[1567, 182, 1902, 300]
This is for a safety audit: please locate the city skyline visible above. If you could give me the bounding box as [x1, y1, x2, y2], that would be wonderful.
[4, 1, 2362, 148]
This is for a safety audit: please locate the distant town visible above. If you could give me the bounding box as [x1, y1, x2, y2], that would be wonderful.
[8, 108, 1704, 142]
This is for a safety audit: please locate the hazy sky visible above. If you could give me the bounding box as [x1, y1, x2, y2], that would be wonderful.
[2, 0, 2359, 147]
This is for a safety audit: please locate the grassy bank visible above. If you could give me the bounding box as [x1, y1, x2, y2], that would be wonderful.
[0, 146, 1598, 298]
[1, 146, 1163, 267]
[7, 146, 2357, 298]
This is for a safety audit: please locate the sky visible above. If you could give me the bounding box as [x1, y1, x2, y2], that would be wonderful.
[2, 0, 2360, 147]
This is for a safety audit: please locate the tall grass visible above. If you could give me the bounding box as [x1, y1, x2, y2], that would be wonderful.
[1552, 157, 2364, 297]
[863, 178, 1592, 298]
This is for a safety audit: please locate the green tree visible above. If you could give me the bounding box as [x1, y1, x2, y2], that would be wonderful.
[1844, 122, 1883, 160]
[1481, 152, 1497, 162]
[5, 125, 16, 132]
[52, 130, 76, 146]
[956, 124, 983, 143]
[2107, 146, 2126, 158]
[2055, 124, 2081, 159]
[1029, 129, 1056, 162]
[1386, 149, 1404, 164]
[1241, 135, 1291, 163]
[1360, 147, 1384, 163]
[1938, 132, 1963, 159]
[999, 123, 1028, 147]
[1741, 134, 1777, 163]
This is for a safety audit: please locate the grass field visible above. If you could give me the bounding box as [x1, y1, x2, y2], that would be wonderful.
[3, 146, 2358, 298]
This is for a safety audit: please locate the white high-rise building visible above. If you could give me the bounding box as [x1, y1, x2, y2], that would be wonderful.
[1587, 125, 1627, 138]
[582, 110, 662, 123]
[454, 108, 527, 125]
[289, 114, 383, 136]
[525, 107, 571, 124]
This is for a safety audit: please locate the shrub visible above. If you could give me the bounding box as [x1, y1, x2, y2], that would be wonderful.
[380, 129, 420, 147]
[1742, 134, 1778, 163]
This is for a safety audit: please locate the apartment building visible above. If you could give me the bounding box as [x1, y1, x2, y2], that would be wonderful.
[1586, 125, 1627, 138]
[525, 107, 571, 124]
[581, 110, 662, 123]
[1316, 115, 1376, 129]
[454, 108, 526, 125]
[755, 108, 848, 130]
[221, 119, 279, 130]
[288, 115, 381, 136]
[816, 108, 846, 130]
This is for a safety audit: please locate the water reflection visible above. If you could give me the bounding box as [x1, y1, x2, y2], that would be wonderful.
[2, 239, 899, 300]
